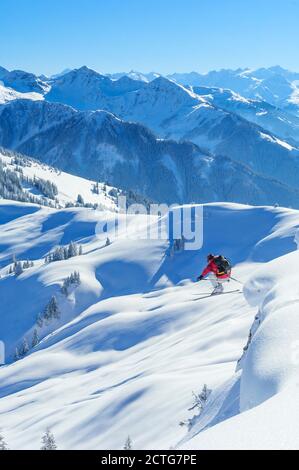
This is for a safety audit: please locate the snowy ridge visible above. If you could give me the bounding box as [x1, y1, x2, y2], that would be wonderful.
[0, 83, 44, 104]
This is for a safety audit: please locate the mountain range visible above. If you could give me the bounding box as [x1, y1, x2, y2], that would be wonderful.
[1, 64, 299, 207]
[2, 64, 299, 450]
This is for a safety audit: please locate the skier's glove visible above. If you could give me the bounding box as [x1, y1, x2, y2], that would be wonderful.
[197, 275, 204, 281]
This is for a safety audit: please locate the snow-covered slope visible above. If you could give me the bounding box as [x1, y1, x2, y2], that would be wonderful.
[180, 245, 299, 450]
[0, 148, 117, 209]
[0, 83, 43, 104]
[1, 201, 299, 449]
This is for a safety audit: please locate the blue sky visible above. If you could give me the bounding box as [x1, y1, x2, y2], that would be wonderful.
[1, 0, 299, 75]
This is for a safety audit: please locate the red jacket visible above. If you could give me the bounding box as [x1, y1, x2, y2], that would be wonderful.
[201, 259, 230, 279]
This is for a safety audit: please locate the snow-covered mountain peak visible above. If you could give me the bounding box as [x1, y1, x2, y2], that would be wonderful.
[108, 70, 161, 82]
[0, 69, 50, 94]
[148, 75, 203, 101]
[50, 65, 109, 89]
[46, 66, 146, 110]
[86, 109, 123, 126]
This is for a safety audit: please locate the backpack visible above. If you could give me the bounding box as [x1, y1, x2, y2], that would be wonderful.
[213, 255, 231, 274]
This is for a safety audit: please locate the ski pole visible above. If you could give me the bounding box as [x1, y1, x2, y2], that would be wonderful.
[196, 277, 243, 284]
[230, 276, 243, 285]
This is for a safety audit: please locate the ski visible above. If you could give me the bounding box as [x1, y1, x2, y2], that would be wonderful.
[193, 289, 241, 300]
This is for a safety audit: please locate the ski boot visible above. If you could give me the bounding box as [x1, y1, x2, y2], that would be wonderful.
[211, 283, 224, 295]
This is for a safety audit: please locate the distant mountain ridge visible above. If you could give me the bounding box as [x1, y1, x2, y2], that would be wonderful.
[1, 99, 299, 207]
[1, 64, 299, 207]
[168, 66, 299, 114]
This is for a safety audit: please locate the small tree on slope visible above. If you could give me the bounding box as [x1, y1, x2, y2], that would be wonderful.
[43, 296, 60, 322]
[41, 429, 57, 450]
[188, 384, 212, 412]
[0, 432, 9, 450]
[123, 436, 133, 450]
[31, 329, 39, 348]
[180, 384, 212, 430]
[19, 337, 30, 357]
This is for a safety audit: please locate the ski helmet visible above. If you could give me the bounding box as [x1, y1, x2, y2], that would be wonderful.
[207, 253, 214, 261]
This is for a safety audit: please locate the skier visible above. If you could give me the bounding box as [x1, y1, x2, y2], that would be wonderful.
[197, 254, 231, 295]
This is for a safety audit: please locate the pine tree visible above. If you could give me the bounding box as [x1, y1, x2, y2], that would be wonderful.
[50, 296, 60, 319]
[44, 296, 60, 322]
[123, 436, 133, 450]
[180, 385, 212, 430]
[14, 346, 20, 361]
[92, 182, 99, 194]
[68, 241, 78, 258]
[74, 271, 81, 284]
[20, 337, 30, 357]
[79, 245, 83, 255]
[37, 313, 44, 328]
[61, 281, 68, 296]
[61, 271, 81, 296]
[76, 194, 84, 205]
[31, 329, 39, 348]
[23, 259, 30, 269]
[188, 384, 211, 412]
[14, 261, 23, 276]
[0, 432, 8, 450]
[63, 247, 68, 259]
[53, 247, 65, 262]
[41, 429, 57, 450]
[199, 384, 211, 403]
